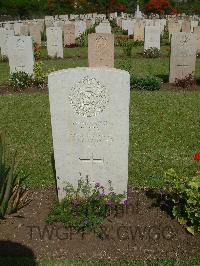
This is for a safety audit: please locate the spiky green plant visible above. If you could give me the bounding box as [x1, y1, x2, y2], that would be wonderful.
[0, 133, 29, 219]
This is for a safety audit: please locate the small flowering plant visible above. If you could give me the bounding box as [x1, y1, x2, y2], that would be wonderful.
[47, 176, 127, 232]
[194, 151, 200, 161]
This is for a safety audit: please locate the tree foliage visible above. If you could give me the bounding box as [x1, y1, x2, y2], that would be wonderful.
[145, 0, 177, 15]
[0, 0, 128, 17]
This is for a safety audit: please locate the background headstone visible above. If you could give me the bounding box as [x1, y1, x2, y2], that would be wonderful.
[169, 33, 196, 83]
[194, 26, 200, 53]
[64, 24, 75, 47]
[144, 26, 160, 50]
[7, 36, 34, 74]
[29, 24, 41, 46]
[47, 27, 63, 58]
[88, 33, 114, 68]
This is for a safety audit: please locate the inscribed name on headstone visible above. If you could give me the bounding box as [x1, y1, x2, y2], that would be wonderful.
[47, 27, 63, 58]
[169, 33, 196, 83]
[7, 36, 34, 74]
[64, 24, 75, 47]
[134, 19, 144, 41]
[48, 67, 130, 200]
[194, 26, 200, 53]
[88, 33, 114, 68]
[29, 24, 41, 46]
[144, 26, 160, 50]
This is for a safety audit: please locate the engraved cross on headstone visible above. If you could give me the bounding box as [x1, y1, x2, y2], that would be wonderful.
[79, 153, 104, 165]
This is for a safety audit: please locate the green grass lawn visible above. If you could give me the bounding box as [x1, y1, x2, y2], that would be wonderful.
[0, 45, 200, 188]
[0, 90, 200, 188]
[1, 45, 199, 85]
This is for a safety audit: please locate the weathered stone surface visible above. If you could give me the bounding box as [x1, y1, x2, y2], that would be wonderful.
[63, 24, 75, 46]
[75, 21, 86, 37]
[181, 21, 191, 33]
[29, 24, 41, 45]
[144, 26, 160, 50]
[46, 27, 63, 58]
[20, 24, 29, 35]
[194, 26, 200, 53]
[48, 67, 130, 200]
[0, 29, 14, 57]
[134, 19, 144, 41]
[88, 33, 114, 68]
[7, 36, 34, 74]
[169, 33, 196, 83]
[95, 22, 111, 34]
[168, 21, 181, 40]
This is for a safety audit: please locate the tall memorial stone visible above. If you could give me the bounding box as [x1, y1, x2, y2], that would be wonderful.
[7, 36, 34, 74]
[47, 27, 63, 58]
[169, 33, 196, 83]
[64, 24, 75, 47]
[88, 33, 114, 68]
[144, 26, 160, 50]
[48, 67, 130, 200]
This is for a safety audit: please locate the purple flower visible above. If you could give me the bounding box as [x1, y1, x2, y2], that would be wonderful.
[123, 199, 129, 206]
[128, 186, 133, 193]
[107, 199, 112, 206]
[100, 192, 105, 197]
[82, 220, 88, 225]
[95, 182, 100, 188]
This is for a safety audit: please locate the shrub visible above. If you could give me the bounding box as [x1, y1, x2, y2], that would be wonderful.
[0, 134, 29, 219]
[32, 62, 47, 89]
[47, 177, 127, 233]
[9, 71, 32, 90]
[33, 42, 41, 60]
[119, 39, 135, 56]
[9, 62, 55, 90]
[174, 73, 196, 89]
[164, 169, 200, 235]
[130, 75, 162, 91]
[143, 47, 160, 58]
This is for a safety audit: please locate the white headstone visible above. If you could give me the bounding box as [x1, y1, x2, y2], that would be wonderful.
[48, 67, 130, 201]
[7, 36, 34, 74]
[47, 27, 63, 58]
[1, 29, 14, 57]
[169, 33, 196, 83]
[144, 26, 160, 50]
[95, 22, 111, 34]
[74, 21, 87, 38]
